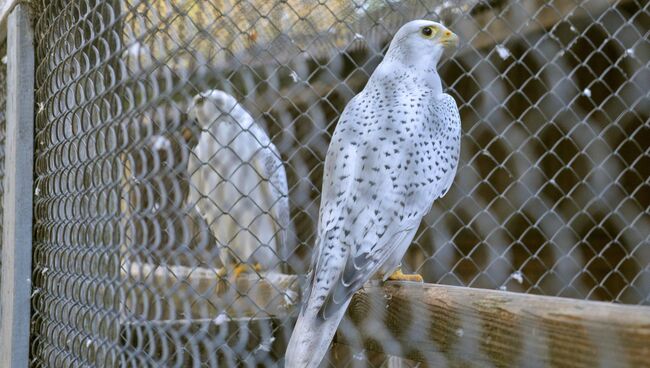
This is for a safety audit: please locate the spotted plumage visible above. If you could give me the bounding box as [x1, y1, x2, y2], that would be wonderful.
[286, 20, 461, 368]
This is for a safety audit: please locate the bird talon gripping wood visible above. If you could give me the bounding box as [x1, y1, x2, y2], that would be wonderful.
[386, 267, 423, 283]
[286, 20, 461, 368]
[232, 264, 248, 278]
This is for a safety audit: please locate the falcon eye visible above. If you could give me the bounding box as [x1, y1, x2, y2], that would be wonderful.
[421, 27, 434, 37]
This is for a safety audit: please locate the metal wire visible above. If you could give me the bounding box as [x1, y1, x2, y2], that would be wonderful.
[27, 0, 649, 367]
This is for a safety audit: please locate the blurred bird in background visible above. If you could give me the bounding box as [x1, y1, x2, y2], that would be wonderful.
[286, 20, 461, 368]
[187, 89, 291, 276]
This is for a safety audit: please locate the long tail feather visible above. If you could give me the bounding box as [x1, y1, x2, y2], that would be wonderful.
[285, 298, 351, 368]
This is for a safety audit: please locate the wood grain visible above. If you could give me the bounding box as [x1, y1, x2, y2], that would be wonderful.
[122, 263, 650, 366]
[121, 262, 301, 319]
[340, 282, 650, 367]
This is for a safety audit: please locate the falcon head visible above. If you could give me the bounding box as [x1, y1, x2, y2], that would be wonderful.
[187, 89, 239, 129]
[387, 20, 459, 65]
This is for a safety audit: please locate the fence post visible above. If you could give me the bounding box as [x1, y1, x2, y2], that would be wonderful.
[0, 3, 35, 367]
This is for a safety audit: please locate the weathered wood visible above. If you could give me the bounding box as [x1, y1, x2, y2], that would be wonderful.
[339, 282, 650, 367]
[0, 3, 35, 367]
[122, 262, 300, 319]
[123, 263, 650, 366]
[454, 0, 631, 57]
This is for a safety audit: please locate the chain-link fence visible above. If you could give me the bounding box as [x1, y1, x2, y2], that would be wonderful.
[26, 0, 649, 366]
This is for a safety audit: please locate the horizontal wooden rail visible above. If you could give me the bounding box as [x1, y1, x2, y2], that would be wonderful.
[122, 263, 650, 366]
[121, 262, 300, 319]
[454, 0, 627, 56]
[340, 282, 650, 367]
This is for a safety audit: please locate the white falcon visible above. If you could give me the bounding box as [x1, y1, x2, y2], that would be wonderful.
[286, 20, 461, 367]
[187, 90, 290, 275]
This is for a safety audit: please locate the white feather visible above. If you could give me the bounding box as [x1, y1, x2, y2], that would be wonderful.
[286, 20, 462, 368]
[187, 90, 290, 269]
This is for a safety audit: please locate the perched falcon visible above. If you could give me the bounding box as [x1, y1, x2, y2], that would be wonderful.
[286, 20, 460, 367]
[187, 90, 291, 275]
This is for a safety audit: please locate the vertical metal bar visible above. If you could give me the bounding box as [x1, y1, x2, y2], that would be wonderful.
[0, 3, 34, 367]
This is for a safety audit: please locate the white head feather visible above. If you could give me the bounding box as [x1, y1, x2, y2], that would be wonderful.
[188, 89, 253, 129]
[379, 20, 458, 93]
[386, 20, 458, 65]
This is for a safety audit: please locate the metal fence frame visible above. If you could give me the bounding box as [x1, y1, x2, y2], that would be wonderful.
[0, 2, 35, 366]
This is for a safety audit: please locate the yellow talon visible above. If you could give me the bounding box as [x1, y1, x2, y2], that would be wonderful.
[253, 263, 262, 272]
[233, 264, 248, 278]
[387, 268, 423, 283]
[231, 263, 263, 278]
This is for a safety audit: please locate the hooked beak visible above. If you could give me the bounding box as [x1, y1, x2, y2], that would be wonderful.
[439, 29, 459, 49]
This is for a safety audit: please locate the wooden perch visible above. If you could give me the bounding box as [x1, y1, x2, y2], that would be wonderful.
[121, 262, 301, 319]
[122, 263, 649, 366]
[339, 282, 650, 367]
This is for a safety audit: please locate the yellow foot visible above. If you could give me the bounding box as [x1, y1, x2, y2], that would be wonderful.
[387, 268, 423, 283]
[233, 264, 248, 278]
[232, 263, 263, 278]
[253, 263, 262, 273]
[182, 127, 194, 143]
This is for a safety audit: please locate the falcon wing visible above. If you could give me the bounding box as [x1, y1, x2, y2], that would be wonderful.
[315, 92, 461, 319]
[186, 131, 209, 208]
[257, 139, 292, 263]
[433, 94, 461, 199]
[317, 158, 428, 319]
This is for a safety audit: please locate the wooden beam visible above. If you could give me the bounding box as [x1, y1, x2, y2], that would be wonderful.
[339, 282, 650, 367]
[121, 262, 301, 319]
[0, 3, 35, 367]
[456, 0, 631, 54]
[123, 263, 650, 366]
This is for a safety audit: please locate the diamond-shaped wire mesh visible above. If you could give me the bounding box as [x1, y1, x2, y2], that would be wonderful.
[28, 0, 649, 366]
